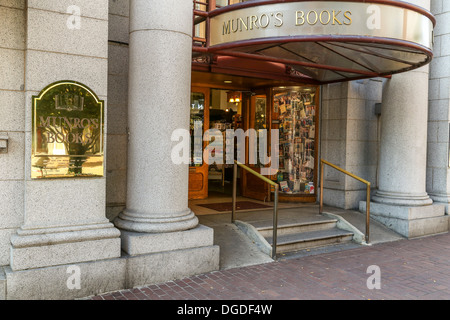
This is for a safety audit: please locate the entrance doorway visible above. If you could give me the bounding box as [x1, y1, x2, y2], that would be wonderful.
[188, 84, 320, 208]
[188, 87, 243, 200]
[208, 88, 243, 198]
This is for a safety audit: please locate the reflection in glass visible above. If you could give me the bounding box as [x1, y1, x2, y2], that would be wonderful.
[190, 92, 205, 167]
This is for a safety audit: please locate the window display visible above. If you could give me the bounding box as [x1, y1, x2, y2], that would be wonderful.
[273, 87, 317, 195]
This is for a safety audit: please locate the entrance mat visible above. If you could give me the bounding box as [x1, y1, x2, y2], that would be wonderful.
[196, 201, 272, 212]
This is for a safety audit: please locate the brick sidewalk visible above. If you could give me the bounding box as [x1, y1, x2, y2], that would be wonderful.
[88, 232, 450, 300]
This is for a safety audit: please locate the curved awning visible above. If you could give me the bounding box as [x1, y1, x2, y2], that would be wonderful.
[193, 0, 435, 84]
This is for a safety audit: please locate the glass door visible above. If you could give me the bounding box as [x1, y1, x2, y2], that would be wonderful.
[242, 90, 271, 201]
[189, 87, 210, 200]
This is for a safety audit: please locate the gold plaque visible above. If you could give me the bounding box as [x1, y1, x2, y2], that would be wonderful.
[31, 81, 104, 179]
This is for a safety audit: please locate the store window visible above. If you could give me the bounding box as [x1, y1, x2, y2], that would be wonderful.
[273, 87, 317, 195]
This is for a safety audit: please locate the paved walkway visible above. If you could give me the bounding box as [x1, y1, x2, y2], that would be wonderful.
[88, 231, 450, 300]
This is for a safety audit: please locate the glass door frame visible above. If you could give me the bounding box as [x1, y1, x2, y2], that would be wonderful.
[188, 86, 210, 200]
[241, 88, 271, 201]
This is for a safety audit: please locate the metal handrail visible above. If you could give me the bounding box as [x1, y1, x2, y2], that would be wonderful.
[232, 160, 279, 260]
[319, 159, 371, 244]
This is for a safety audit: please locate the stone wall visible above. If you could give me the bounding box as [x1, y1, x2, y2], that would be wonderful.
[320, 79, 382, 209]
[0, 0, 26, 267]
[427, 0, 450, 213]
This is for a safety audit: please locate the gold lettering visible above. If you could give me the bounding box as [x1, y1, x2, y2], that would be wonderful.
[275, 12, 283, 27]
[72, 118, 81, 129]
[332, 10, 342, 25]
[344, 11, 352, 25]
[46, 132, 55, 143]
[231, 19, 239, 33]
[295, 11, 305, 26]
[319, 10, 331, 25]
[67, 133, 76, 144]
[84, 133, 93, 145]
[55, 133, 65, 144]
[50, 116, 57, 127]
[61, 117, 72, 130]
[307, 11, 318, 25]
[75, 133, 84, 144]
[239, 17, 248, 31]
[250, 15, 259, 30]
[91, 119, 99, 129]
[81, 118, 91, 128]
[39, 116, 51, 128]
[260, 14, 270, 28]
[223, 20, 231, 35]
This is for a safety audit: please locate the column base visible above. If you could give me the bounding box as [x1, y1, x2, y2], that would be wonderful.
[120, 224, 214, 256]
[114, 208, 199, 233]
[372, 190, 433, 206]
[359, 201, 448, 238]
[430, 193, 450, 214]
[10, 223, 121, 271]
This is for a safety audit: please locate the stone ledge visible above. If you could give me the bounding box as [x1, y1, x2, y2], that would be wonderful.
[359, 201, 449, 238]
[3, 244, 220, 300]
[10, 237, 122, 271]
[11, 223, 121, 248]
[9, 223, 122, 271]
[120, 224, 214, 256]
[359, 201, 445, 220]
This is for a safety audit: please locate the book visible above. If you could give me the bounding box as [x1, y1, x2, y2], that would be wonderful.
[280, 181, 290, 192]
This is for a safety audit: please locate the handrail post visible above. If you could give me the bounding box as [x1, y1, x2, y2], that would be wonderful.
[232, 162, 237, 223]
[366, 184, 371, 244]
[320, 160, 324, 214]
[272, 185, 279, 260]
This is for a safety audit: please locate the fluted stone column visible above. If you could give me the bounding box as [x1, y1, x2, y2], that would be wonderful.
[360, 0, 448, 238]
[114, 0, 198, 234]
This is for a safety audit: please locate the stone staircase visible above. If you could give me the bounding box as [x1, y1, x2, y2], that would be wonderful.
[235, 209, 357, 257]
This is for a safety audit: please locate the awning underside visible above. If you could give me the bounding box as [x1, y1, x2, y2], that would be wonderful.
[194, 37, 430, 84]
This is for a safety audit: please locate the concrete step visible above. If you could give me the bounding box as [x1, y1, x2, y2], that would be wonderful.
[252, 218, 338, 238]
[265, 228, 354, 253]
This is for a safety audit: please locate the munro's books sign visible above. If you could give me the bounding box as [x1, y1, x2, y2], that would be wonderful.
[209, 1, 434, 49]
[206, 1, 434, 82]
[31, 81, 104, 179]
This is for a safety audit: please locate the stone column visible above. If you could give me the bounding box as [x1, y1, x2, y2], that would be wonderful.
[371, 68, 433, 207]
[360, 0, 448, 238]
[114, 0, 199, 234]
[427, 0, 450, 213]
